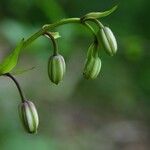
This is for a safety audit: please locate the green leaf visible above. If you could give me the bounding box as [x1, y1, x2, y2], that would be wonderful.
[50, 32, 61, 39]
[12, 66, 35, 75]
[82, 5, 118, 20]
[0, 39, 24, 75]
[44, 31, 61, 39]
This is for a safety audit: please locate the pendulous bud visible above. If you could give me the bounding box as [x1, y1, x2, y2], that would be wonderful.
[98, 26, 117, 56]
[83, 42, 101, 79]
[87, 42, 98, 59]
[83, 56, 101, 80]
[18, 100, 39, 134]
[48, 54, 66, 84]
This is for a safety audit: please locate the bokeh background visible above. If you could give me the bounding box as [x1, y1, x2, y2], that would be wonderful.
[0, 0, 150, 150]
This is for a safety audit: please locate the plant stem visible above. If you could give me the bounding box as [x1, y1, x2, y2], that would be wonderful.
[84, 18, 104, 28]
[22, 18, 97, 49]
[22, 18, 81, 49]
[4, 73, 25, 102]
[83, 22, 97, 40]
[44, 32, 59, 55]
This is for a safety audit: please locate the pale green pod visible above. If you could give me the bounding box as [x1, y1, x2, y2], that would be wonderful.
[83, 57, 95, 79]
[87, 42, 98, 59]
[92, 57, 101, 79]
[83, 57, 101, 80]
[48, 54, 66, 84]
[98, 27, 117, 56]
[18, 100, 39, 134]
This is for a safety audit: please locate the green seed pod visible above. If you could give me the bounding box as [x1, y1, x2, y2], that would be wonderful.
[83, 56, 101, 80]
[98, 26, 117, 56]
[87, 42, 98, 59]
[18, 100, 39, 134]
[48, 54, 66, 84]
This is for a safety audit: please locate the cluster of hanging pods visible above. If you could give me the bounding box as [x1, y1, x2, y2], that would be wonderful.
[1, 6, 118, 134]
[48, 25, 117, 84]
[20, 13, 118, 134]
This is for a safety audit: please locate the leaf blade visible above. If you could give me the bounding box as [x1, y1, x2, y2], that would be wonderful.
[12, 66, 35, 75]
[82, 5, 118, 20]
[44, 31, 61, 39]
[0, 38, 24, 75]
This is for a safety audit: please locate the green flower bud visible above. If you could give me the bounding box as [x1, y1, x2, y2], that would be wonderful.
[18, 100, 39, 134]
[98, 26, 117, 56]
[87, 42, 98, 59]
[48, 54, 66, 84]
[83, 42, 101, 79]
[83, 56, 101, 80]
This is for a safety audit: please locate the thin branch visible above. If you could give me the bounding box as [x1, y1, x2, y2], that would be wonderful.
[4, 73, 25, 102]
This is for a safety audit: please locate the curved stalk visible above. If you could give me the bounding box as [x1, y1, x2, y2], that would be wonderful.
[23, 18, 81, 49]
[44, 32, 59, 55]
[4, 73, 25, 102]
[22, 18, 97, 49]
[83, 18, 104, 29]
[83, 22, 97, 41]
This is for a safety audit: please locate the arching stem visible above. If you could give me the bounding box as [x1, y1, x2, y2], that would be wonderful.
[4, 73, 26, 102]
[21, 18, 98, 50]
[22, 18, 81, 49]
[83, 22, 97, 40]
[44, 32, 59, 55]
[83, 18, 104, 29]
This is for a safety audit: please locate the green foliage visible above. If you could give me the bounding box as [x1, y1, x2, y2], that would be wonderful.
[0, 39, 24, 75]
[82, 5, 118, 20]
[11, 66, 35, 75]
[0, 0, 150, 149]
[44, 31, 61, 39]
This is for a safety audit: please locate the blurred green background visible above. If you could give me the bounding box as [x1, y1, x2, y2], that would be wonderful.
[0, 0, 150, 150]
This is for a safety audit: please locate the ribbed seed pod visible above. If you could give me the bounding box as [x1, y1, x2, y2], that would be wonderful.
[83, 57, 101, 79]
[98, 26, 117, 56]
[87, 42, 98, 59]
[83, 42, 101, 79]
[48, 54, 66, 84]
[18, 100, 39, 134]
